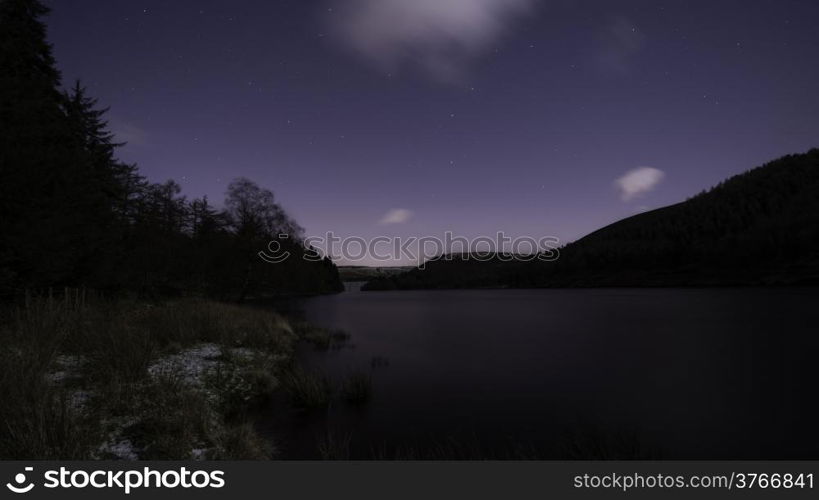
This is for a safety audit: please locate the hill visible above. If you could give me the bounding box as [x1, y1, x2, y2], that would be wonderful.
[364, 149, 819, 290]
[338, 266, 414, 282]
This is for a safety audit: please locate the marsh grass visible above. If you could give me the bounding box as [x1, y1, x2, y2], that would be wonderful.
[316, 427, 352, 460]
[297, 324, 351, 351]
[341, 372, 372, 405]
[560, 425, 658, 460]
[0, 376, 101, 459]
[0, 291, 296, 460]
[212, 421, 274, 460]
[0, 292, 102, 459]
[282, 368, 333, 409]
[123, 373, 217, 460]
[135, 300, 295, 352]
[204, 350, 281, 417]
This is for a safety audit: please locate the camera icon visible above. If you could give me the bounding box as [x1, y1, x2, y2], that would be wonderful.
[6, 467, 35, 494]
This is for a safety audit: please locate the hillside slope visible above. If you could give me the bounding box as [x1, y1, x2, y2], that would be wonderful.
[364, 149, 819, 290]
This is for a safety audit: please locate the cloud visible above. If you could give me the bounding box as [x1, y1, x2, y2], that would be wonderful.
[615, 167, 665, 201]
[328, 0, 535, 82]
[109, 119, 147, 146]
[379, 208, 413, 225]
[596, 16, 646, 75]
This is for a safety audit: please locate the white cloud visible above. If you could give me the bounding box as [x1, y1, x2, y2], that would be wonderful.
[615, 167, 665, 201]
[328, 0, 535, 82]
[379, 208, 413, 225]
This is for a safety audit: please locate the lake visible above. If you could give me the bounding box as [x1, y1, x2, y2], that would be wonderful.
[263, 286, 819, 459]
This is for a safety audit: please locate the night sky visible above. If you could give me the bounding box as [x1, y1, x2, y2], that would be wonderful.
[43, 0, 819, 265]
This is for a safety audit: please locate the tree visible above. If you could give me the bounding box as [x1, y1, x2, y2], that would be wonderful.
[224, 178, 303, 240]
[0, 1, 343, 298]
[0, 0, 86, 292]
[190, 196, 226, 238]
[222, 178, 303, 300]
[62, 81, 137, 285]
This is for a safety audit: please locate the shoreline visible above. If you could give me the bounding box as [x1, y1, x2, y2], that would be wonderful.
[0, 293, 349, 460]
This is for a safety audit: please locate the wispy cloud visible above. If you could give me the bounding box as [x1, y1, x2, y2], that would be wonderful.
[615, 167, 665, 201]
[596, 16, 646, 75]
[328, 0, 535, 82]
[109, 119, 148, 146]
[379, 208, 413, 225]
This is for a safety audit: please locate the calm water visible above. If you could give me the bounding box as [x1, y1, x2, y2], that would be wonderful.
[263, 286, 819, 459]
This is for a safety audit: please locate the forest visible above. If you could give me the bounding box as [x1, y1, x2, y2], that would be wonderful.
[0, 0, 342, 301]
[0, 0, 348, 460]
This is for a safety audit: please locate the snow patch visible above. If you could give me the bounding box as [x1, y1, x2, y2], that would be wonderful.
[103, 439, 140, 461]
[46, 354, 87, 383]
[97, 416, 141, 460]
[147, 344, 223, 386]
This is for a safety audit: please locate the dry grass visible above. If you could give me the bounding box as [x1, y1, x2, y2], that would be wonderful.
[0, 291, 296, 460]
[298, 324, 351, 351]
[341, 372, 372, 405]
[282, 368, 333, 409]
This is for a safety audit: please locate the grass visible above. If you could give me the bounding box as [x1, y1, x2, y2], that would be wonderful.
[341, 372, 372, 405]
[0, 291, 298, 460]
[122, 373, 216, 460]
[316, 427, 352, 460]
[297, 324, 351, 351]
[560, 425, 658, 460]
[282, 368, 374, 410]
[282, 368, 333, 409]
[0, 292, 102, 459]
[213, 421, 274, 460]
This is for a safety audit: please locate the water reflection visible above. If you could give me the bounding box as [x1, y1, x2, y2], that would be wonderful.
[263, 287, 819, 459]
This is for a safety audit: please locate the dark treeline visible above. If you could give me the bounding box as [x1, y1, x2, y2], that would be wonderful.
[365, 149, 819, 290]
[0, 0, 342, 299]
[534, 148, 819, 286]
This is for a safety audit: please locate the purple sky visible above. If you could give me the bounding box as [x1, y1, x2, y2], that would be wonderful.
[44, 0, 819, 265]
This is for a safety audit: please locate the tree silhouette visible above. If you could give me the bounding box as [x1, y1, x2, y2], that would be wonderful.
[0, 0, 86, 290]
[0, 1, 342, 299]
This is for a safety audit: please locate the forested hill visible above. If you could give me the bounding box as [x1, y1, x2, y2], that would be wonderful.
[364, 149, 819, 290]
[0, 0, 342, 299]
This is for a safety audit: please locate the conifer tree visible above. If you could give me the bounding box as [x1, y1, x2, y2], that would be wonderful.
[0, 0, 342, 297]
[0, 0, 82, 291]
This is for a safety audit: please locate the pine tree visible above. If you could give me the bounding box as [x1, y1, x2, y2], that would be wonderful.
[0, 0, 82, 292]
[63, 81, 142, 287]
[190, 196, 226, 238]
[64, 81, 119, 182]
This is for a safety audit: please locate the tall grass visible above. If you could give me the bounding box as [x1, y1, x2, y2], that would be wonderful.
[297, 324, 351, 351]
[212, 421, 274, 460]
[341, 372, 372, 405]
[123, 373, 216, 460]
[282, 368, 333, 409]
[134, 300, 295, 351]
[0, 291, 296, 460]
[317, 427, 352, 460]
[0, 292, 101, 458]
